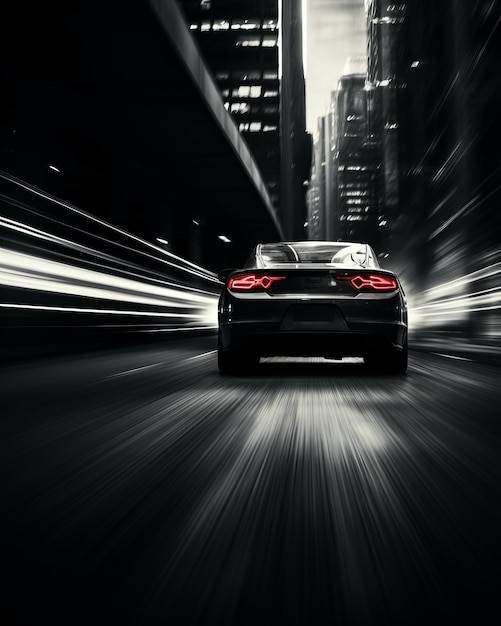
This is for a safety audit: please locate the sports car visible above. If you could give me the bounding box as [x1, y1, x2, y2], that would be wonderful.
[217, 241, 407, 374]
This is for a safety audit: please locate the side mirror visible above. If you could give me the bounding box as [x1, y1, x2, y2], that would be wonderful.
[218, 268, 236, 282]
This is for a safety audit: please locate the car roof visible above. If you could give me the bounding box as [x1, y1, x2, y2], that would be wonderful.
[263, 241, 364, 247]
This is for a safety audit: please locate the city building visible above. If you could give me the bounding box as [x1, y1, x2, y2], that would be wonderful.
[366, 0, 501, 340]
[333, 74, 381, 247]
[365, 0, 406, 266]
[177, 0, 310, 238]
[306, 116, 326, 239]
[280, 0, 312, 239]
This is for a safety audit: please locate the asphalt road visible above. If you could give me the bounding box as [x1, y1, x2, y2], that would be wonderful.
[1, 336, 500, 625]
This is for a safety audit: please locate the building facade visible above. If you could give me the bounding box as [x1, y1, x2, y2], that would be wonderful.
[366, 0, 501, 340]
[333, 74, 381, 248]
[306, 116, 326, 239]
[177, 0, 310, 238]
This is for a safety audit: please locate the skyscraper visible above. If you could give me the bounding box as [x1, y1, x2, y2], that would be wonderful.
[333, 74, 380, 247]
[176, 0, 310, 238]
[280, 0, 311, 239]
[177, 1, 281, 210]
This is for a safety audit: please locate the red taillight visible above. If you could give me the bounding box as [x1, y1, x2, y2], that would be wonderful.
[336, 274, 397, 291]
[228, 274, 286, 291]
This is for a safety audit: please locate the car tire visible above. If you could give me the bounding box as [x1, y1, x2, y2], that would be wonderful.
[217, 334, 258, 375]
[365, 338, 408, 374]
[384, 338, 408, 374]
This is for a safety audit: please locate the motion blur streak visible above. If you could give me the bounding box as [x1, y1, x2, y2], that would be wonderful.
[1, 340, 499, 625]
[0, 303, 208, 319]
[0, 171, 221, 333]
[1, 248, 217, 309]
[408, 260, 501, 327]
[0, 215, 218, 288]
[0, 170, 219, 282]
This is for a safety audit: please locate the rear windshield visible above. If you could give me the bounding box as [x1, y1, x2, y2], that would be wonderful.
[257, 243, 379, 267]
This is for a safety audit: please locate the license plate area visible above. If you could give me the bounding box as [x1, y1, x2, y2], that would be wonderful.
[280, 305, 349, 331]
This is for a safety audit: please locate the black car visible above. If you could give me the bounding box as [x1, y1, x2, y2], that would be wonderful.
[217, 241, 408, 374]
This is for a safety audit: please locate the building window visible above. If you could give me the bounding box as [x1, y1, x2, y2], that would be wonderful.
[232, 19, 260, 30]
[212, 21, 229, 31]
[236, 37, 261, 47]
[230, 102, 251, 114]
[232, 85, 262, 98]
[237, 122, 262, 132]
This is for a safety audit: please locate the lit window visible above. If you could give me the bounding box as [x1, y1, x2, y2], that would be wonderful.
[263, 71, 278, 79]
[236, 38, 260, 47]
[249, 122, 262, 132]
[262, 38, 277, 47]
[264, 90, 278, 97]
[213, 21, 229, 30]
[233, 85, 261, 98]
[263, 125, 277, 132]
[241, 20, 259, 30]
[200, 0, 211, 9]
[201, 22, 211, 31]
[230, 102, 250, 114]
[190, 24, 198, 30]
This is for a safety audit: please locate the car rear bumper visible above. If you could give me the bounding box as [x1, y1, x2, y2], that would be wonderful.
[219, 320, 407, 357]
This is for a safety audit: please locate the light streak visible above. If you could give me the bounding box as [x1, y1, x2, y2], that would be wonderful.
[0, 303, 208, 318]
[186, 350, 218, 361]
[0, 215, 217, 297]
[1, 248, 217, 308]
[431, 353, 473, 361]
[408, 262, 501, 328]
[106, 364, 162, 378]
[0, 170, 219, 283]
